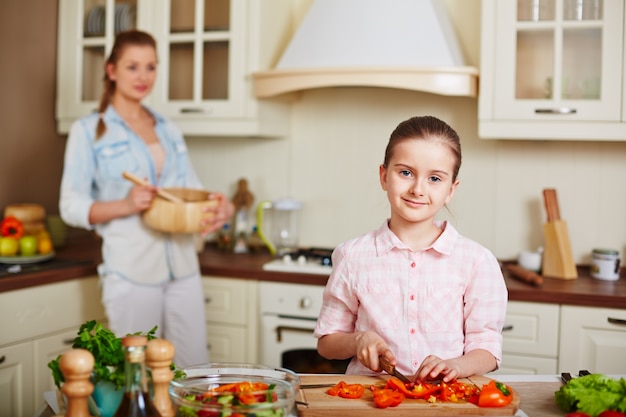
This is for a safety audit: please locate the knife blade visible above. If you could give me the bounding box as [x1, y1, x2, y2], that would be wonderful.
[379, 356, 412, 384]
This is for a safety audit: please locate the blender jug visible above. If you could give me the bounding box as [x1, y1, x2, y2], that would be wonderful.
[256, 198, 302, 256]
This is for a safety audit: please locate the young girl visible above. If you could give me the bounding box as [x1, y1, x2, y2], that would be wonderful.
[314, 115, 507, 382]
[59, 30, 234, 367]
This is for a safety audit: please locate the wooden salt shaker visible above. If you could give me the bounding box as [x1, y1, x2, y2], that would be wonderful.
[59, 348, 94, 417]
[146, 339, 176, 417]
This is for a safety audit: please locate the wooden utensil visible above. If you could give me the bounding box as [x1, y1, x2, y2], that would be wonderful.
[504, 263, 544, 286]
[379, 356, 412, 384]
[541, 188, 577, 279]
[122, 171, 185, 204]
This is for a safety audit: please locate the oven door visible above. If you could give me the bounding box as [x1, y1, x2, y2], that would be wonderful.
[260, 313, 350, 373]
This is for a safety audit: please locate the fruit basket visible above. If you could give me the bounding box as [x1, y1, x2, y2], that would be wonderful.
[169, 363, 300, 417]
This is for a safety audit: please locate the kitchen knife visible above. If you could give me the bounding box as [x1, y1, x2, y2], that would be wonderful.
[379, 356, 412, 384]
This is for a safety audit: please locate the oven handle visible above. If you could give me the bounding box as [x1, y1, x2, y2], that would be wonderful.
[276, 325, 314, 342]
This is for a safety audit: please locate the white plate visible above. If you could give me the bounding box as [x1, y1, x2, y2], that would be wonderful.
[0, 251, 55, 264]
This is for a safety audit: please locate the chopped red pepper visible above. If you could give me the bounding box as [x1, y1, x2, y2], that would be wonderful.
[385, 377, 439, 399]
[326, 381, 365, 399]
[371, 385, 405, 408]
[0, 216, 24, 239]
[477, 380, 513, 407]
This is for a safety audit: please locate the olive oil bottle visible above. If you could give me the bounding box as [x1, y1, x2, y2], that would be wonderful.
[113, 335, 162, 417]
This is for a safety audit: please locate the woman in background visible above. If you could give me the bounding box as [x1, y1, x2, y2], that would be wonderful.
[315, 115, 507, 382]
[60, 30, 233, 366]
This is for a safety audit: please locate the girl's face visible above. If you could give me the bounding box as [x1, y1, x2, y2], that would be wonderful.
[106, 45, 157, 102]
[379, 138, 459, 227]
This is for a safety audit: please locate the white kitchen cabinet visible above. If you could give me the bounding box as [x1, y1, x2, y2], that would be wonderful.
[56, 0, 291, 137]
[479, 0, 626, 140]
[0, 276, 106, 417]
[492, 301, 560, 375]
[559, 305, 626, 374]
[202, 276, 258, 362]
[0, 342, 34, 417]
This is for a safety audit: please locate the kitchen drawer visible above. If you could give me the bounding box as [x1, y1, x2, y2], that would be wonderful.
[0, 276, 104, 345]
[202, 276, 253, 326]
[206, 324, 247, 363]
[493, 354, 558, 375]
[502, 301, 560, 357]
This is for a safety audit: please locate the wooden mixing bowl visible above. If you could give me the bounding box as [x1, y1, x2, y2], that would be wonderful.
[142, 188, 218, 234]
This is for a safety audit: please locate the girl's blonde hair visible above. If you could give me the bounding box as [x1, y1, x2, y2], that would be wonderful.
[95, 30, 157, 139]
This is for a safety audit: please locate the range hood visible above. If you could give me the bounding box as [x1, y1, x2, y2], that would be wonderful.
[253, 0, 478, 98]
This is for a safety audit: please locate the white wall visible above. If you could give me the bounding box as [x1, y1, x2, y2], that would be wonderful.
[187, 0, 626, 263]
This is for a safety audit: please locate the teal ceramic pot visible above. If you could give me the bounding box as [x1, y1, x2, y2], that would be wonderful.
[90, 381, 123, 417]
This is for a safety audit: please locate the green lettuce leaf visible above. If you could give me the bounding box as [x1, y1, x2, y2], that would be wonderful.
[555, 374, 626, 417]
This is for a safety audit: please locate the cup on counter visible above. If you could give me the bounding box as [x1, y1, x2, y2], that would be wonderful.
[518, 249, 543, 272]
[590, 248, 620, 281]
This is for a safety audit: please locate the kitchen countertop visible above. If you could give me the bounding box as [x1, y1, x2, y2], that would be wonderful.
[36, 374, 606, 417]
[1, 230, 625, 309]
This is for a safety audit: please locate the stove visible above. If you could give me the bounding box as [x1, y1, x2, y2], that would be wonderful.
[262, 247, 334, 275]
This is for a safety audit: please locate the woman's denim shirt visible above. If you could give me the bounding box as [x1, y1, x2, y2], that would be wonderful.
[59, 105, 203, 285]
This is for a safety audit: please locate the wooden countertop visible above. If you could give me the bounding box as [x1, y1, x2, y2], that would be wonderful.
[1, 231, 625, 309]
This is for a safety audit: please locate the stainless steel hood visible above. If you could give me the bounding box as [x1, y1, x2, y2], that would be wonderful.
[253, 0, 478, 98]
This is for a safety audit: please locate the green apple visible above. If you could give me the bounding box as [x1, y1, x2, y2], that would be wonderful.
[19, 236, 38, 256]
[0, 237, 19, 256]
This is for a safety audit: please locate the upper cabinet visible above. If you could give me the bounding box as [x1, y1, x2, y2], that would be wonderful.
[479, 0, 626, 140]
[56, 0, 291, 137]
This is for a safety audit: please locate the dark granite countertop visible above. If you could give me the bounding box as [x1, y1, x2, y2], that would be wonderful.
[1, 230, 625, 309]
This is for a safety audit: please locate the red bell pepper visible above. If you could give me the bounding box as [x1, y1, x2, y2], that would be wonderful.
[326, 381, 365, 399]
[385, 377, 439, 399]
[0, 216, 24, 239]
[477, 380, 513, 407]
[371, 385, 405, 408]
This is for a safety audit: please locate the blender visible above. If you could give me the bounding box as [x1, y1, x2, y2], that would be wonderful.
[256, 198, 302, 256]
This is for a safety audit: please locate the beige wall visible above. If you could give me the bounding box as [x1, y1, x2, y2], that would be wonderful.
[188, 0, 626, 263]
[0, 0, 65, 216]
[4, 0, 626, 264]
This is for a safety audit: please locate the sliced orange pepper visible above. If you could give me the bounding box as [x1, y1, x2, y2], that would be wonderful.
[326, 381, 365, 399]
[371, 385, 405, 408]
[385, 377, 439, 399]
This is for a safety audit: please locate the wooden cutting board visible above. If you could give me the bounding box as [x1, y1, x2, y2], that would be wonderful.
[297, 374, 520, 417]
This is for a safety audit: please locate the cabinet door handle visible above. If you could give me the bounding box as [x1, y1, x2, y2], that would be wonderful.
[181, 108, 207, 114]
[534, 108, 577, 114]
[608, 317, 626, 325]
[502, 325, 513, 332]
[275, 325, 314, 342]
[0, 355, 5, 365]
[63, 338, 74, 345]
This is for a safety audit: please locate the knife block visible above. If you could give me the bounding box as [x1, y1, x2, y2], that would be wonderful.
[542, 220, 577, 279]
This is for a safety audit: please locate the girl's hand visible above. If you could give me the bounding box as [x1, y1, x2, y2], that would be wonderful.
[200, 192, 235, 235]
[354, 331, 391, 372]
[414, 355, 462, 383]
[127, 185, 156, 213]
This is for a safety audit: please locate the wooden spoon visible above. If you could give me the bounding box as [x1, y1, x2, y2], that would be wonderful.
[122, 171, 185, 204]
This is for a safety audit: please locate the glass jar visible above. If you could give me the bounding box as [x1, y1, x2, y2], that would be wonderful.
[590, 248, 620, 281]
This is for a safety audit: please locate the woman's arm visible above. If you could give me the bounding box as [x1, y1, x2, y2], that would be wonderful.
[88, 184, 156, 225]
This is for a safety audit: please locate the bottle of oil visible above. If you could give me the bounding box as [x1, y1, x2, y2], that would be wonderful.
[113, 335, 162, 417]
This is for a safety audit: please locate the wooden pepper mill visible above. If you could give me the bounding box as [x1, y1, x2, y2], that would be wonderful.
[59, 348, 95, 417]
[146, 338, 176, 417]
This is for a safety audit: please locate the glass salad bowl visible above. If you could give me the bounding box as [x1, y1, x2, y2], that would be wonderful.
[169, 363, 300, 417]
